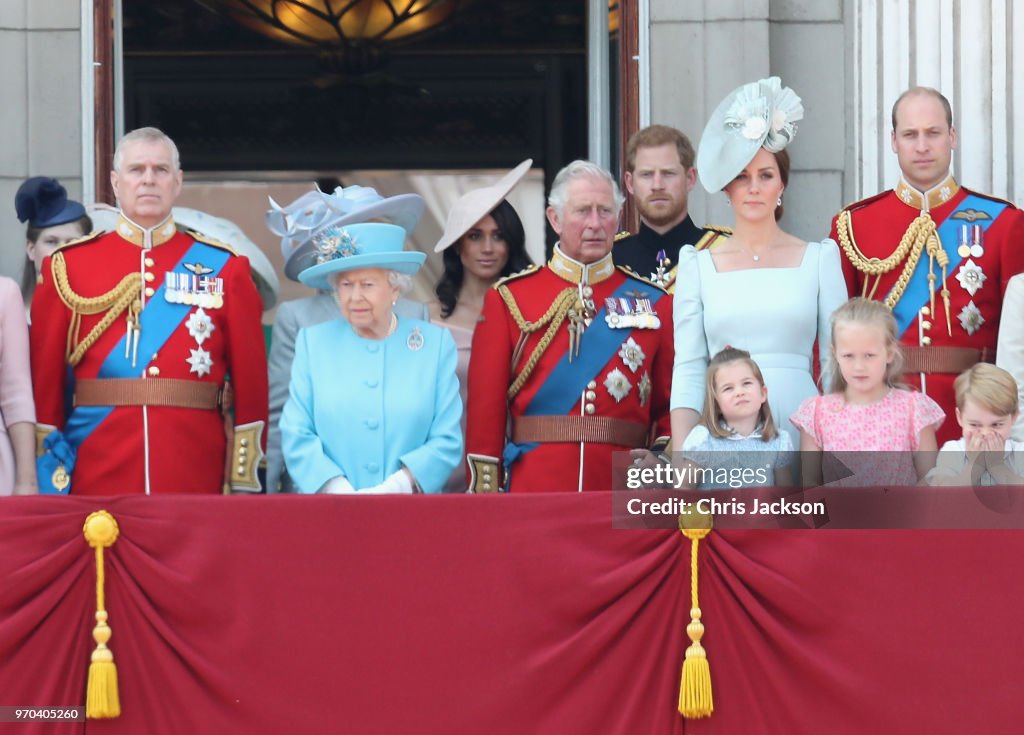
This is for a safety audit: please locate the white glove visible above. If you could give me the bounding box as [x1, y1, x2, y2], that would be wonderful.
[319, 476, 356, 494]
[359, 469, 414, 495]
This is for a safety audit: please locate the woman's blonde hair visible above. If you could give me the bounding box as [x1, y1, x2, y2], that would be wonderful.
[953, 363, 1020, 417]
[825, 297, 905, 394]
[701, 347, 778, 440]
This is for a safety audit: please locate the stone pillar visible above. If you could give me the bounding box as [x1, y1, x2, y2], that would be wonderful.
[646, 0, 844, 241]
[0, 0, 84, 281]
[849, 0, 1022, 205]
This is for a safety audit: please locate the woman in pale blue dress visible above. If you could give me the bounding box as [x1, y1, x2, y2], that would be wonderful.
[670, 77, 847, 451]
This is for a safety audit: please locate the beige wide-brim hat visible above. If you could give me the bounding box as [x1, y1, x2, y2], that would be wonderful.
[86, 203, 281, 311]
[433, 159, 532, 253]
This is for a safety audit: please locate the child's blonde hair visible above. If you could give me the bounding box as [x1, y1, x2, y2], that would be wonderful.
[701, 347, 778, 440]
[953, 363, 1020, 416]
[825, 298, 905, 394]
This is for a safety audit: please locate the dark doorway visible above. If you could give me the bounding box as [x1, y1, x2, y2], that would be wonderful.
[122, 1, 590, 182]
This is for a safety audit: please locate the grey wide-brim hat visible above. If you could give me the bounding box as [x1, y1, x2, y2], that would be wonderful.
[267, 185, 425, 282]
[696, 76, 803, 193]
[87, 203, 280, 311]
[433, 159, 532, 252]
[298, 222, 426, 292]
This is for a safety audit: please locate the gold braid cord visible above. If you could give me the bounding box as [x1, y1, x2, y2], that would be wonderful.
[52, 252, 142, 367]
[835, 210, 950, 322]
[499, 285, 581, 400]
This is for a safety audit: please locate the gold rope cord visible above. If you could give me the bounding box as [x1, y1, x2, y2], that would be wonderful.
[835, 210, 949, 322]
[499, 285, 581, 400]
[52, 253, 142, 366]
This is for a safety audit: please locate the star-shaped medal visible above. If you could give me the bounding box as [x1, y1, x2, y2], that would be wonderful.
[957, 302, 985, 336]
[603, 367, 632, 403]
[638, 372, 652, 407]
[618, 337, 646, 373]
[186, 347, 214, 377]
[186, 307, 215, 345]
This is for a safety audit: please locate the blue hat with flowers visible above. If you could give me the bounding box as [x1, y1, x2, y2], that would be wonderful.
[696, 77, 804, 193]
[297, 222, 426, 291]
[267, 184, 424, 283]
[15, 176, 87, 228]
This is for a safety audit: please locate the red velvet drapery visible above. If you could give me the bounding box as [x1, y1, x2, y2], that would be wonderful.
[1, 494, 1022, 734]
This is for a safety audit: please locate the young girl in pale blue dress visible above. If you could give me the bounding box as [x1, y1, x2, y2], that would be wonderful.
[680, 348, 795, 490]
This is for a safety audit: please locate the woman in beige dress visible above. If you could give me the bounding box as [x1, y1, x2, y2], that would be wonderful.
[431, 161, 534, 491]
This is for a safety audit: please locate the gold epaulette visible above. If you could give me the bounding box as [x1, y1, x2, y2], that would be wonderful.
[184, 228, 238, 256]
[614, 230, 633, 242]
[616, 265, 669, 294]
[53, 230, 103, 253]
[494, 263, 539, 288]
[694, 225, 732, 251]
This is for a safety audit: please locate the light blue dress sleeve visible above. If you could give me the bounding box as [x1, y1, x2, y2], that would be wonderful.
[398, 327, 463, 493]
[816, 239, 848, 392]
[671, 245, 708, 412]
[280, 328, 345, 494]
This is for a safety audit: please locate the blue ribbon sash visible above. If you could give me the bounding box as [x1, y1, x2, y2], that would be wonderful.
[889, 194, 1008, 337]
[502, 279, 664, 467]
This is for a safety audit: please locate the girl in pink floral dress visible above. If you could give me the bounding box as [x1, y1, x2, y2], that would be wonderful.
[791, 298, 944, 486]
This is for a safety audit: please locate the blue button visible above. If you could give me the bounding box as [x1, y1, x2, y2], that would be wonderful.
[366, 462, 379, 473]
[365, 379, 379, 388]
[367, 343, 380, 354]
[365, 419, 379, 430]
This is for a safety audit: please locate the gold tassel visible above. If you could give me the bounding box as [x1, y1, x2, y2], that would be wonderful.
[927, 251, 936, 315]
[678, 510, 713, 719]
[83, 511, 121, 719]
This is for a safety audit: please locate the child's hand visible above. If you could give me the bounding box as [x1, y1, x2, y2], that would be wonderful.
[978, 430, 1004, 470]
[965, 430, 988, 459]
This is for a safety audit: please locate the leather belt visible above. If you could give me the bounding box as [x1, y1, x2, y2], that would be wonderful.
[511, 416, 649, 448]
[74, 378, 223, 410]
[902, 346, 992, 375]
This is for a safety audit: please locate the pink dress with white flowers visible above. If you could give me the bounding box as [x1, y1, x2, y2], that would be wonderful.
[790, 388, 945, 486]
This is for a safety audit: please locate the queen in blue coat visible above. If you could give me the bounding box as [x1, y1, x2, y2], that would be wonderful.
[281, 222, 462, 494]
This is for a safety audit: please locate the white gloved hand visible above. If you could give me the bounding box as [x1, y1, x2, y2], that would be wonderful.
[359, 469, 415, 495]
[320, 476, 356, 494]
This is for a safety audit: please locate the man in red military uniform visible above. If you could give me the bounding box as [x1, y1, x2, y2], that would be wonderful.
[465, 160, 673, 492]
[31, 127, 268, 495]
[831, 87, 1024, 444]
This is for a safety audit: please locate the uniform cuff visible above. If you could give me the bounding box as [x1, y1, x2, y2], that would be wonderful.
[467, 453, 501, 493]
[230, 420, 265, 493]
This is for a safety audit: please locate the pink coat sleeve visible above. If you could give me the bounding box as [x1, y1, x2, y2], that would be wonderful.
[0, 277, 35, 427]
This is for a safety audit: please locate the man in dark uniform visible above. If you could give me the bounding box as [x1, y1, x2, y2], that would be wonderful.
[831, 87, 1024, 444]
[613, 124, 728, 291]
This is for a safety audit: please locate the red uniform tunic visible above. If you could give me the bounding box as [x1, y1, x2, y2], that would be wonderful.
[830, 175, 1024, 443]
[30, 214, 268, 495]
[465, 247, 673, 492]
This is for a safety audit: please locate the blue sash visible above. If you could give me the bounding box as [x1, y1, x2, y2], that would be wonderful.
[38, 240, 230, 493]
[889, 194, 1008, 337]
[502, 279, 664, 466]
